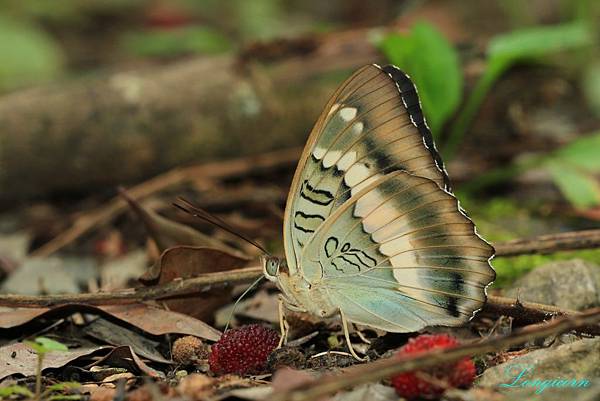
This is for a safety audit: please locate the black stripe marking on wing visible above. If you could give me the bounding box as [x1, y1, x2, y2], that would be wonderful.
[300, 180, 334, 206]
[294, 211, 325, 233]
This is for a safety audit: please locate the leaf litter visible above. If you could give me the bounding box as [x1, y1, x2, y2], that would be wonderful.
[2, 160, 599, 401]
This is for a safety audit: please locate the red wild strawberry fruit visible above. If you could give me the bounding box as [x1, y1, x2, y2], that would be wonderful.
[209, 324, 280, 375]
[390, 333, 476, 400]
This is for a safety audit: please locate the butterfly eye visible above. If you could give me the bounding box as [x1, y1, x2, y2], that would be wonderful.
[262, 257, 280, 278]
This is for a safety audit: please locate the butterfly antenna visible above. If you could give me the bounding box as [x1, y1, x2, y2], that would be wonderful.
[224, 275, 265, 332]
[173, 197, 271, 256]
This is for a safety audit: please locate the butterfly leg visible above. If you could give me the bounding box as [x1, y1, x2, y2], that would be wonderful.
[356, 328, 372, 345]
[277, 295, 308, 348]
[340, 308, 367, 361]
[277, 296, 290, 348]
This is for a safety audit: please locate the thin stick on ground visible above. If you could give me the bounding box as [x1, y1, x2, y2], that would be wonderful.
[485, 294, 578, 316]
[0, 267, 263, 307]
[269, 307, 600, 401]
[494, 229, 600, 257]
[481, 295, 599, 335]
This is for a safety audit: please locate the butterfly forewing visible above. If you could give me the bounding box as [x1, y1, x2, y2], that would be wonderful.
[284, 65, 450, 272]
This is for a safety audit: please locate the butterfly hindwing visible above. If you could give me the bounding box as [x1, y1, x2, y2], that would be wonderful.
[284, 65, 450, 273]
[301, 170, 494, 330]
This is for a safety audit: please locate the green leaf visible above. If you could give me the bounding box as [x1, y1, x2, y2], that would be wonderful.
[379, 22, 462, 137]
[35, 337, 68, 352]
[44, 382, 81, 392]
[123, 26, 232, 57]
[546, 161, 600, 209]
[25, 337, 69, 355]
[0, 385, 34, 398]
[552, 132, 600, 172]
[0, 15, 63, 91]
[487, 21, 592, 64]
[23, 340, 46, 355]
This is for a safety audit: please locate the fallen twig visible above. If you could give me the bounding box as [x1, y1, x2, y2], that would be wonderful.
[494, 229, 600, 257]
[482, 295, 599, 335]
[0, 267, 263, 307]
[485, 295, 577, 317]
[269, 307, 600, 401]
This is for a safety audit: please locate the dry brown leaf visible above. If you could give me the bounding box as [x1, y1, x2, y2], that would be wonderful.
[142, 246, 250, 321]
[0, 304, 221, 341]
[101, 304, 222, 341]
[83, 318, 172, 364]
[0, 342, 111, 380]
[0, 306, 52, 328]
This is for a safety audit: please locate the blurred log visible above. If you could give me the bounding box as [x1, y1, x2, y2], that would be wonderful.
[0, 29, 381, 205]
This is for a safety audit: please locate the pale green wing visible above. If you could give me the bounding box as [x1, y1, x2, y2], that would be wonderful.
[303, 170, 495, 331]
[283, 64, 450, 275]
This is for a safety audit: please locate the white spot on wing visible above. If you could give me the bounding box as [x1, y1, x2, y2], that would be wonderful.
[354, 187, 385, 217]
[339, 107, 357, 121]
[392, 266, 425, 301]
[323, 150, 342, 168]
[337, 151, 356, 171]
[372, 216, 412, 242]
[378, 235, 413, 255]
[313, 146, 326, 160]
[344, 163, 369, 187]
[352, 121, 364, 133]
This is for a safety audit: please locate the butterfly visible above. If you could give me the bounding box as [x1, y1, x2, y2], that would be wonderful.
[261, 64, 495, 358]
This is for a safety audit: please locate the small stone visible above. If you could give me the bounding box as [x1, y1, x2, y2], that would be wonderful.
[478, 337, 600, 400]
[505, 259, 600, 310]
[172, 336, 209, 366]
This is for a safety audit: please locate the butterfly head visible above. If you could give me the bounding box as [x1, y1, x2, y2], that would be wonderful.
[261, 255, 285, 281]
